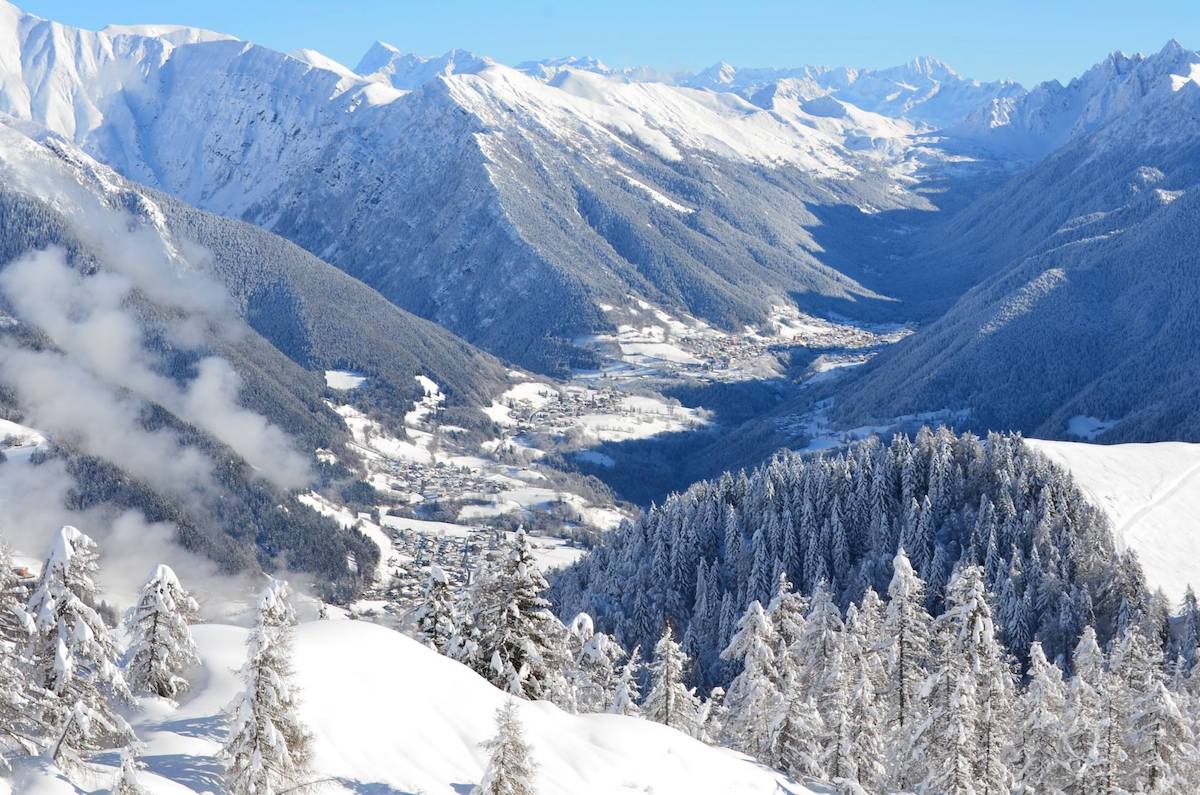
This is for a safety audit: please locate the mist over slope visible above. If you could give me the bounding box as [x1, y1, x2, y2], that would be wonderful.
[0, 123, 506, 597]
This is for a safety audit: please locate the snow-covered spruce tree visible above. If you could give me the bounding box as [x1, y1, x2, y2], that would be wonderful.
[608, 645, 642, 717]
[1111, 625, 1199, 792]
[1128, 680, 1197, 792]
[879, 549, 933, 790]
[766, 572, 808, 660]
[769, 677, 824, 781]
[699, 686, 727, 743]
[719, 600, 780, 756]
[470, 530, 572, 703]
[474, 699, 536, 795]
[413, 564, 457, 654]
[567, 612, 623, 714]
[221, 579, 313, 795]
[1063, 626, 1106, 794]
[843, 605, 886, 792]
[124, 564, 200, 699]
[817, 643, 855, 783]
[1012, 641, 1073, 794]
[0, 539, 34, 646]
[0, 537, 42, 765]
[112, 748, 149, 795]
[1109, 626, 1164, 791]
[645, 625, 700, 734]
[792, 581, 844, 702]
[916, 565, 1015, 795]
[27, 526, 135, 764]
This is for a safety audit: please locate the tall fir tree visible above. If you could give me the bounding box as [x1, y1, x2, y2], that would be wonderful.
[879, 549, 932, 790]
[1012, 641, 1073, 794]
[917, 565, 1014, 795]
[470, 531, 572, 703]
[221, 579, 312, 795]
[645, 625, 699, 734]
[413, 564, 458, 654]
[124, 564, 200, 699]
[719, 600, 780, 756]
[28, 526, 135, 765]
[474, 699, 537, 795]
[609, 646, 642, 717]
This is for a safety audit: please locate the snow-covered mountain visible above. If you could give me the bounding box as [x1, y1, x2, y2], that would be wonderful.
[0, 1, 969, 372]
[355, 41, 494, 88]
[827, 41, 1200, 443]
[683, 56, 1025, 129]
[951, 40, 1200, 159]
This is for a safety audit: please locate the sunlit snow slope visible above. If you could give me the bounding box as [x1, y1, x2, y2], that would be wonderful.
[12, 621, 815, 795]
[1028, 439, 1200, 602]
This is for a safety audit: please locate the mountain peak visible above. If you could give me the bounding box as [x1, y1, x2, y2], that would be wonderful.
[355, 40, 404, 75]
[1159, 38, 1187, 57]
[903, 55, 957, 80]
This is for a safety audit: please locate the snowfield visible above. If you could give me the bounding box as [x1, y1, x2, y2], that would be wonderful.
[11, 621, 814, 795]
[1028, 439, 1200, 602]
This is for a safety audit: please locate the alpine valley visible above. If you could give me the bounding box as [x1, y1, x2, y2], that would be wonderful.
[0, 2, 1197, 793]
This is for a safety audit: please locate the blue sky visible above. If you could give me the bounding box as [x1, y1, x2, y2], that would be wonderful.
[16, 0, 1200, 87]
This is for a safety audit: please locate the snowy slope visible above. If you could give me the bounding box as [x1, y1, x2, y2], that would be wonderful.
[10, 621, 816, 795]
[1028, 439, 1200, 602]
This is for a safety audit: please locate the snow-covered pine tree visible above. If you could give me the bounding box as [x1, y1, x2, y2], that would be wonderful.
[879, 549, 933, 790]
[0, 539, 33, 646]
[1062, 626, 1106, 795]
[474, 699, 537, 795]
[112, 748, 149, 795]
[817, 642, 856, 783]
[471, 530, 572, 703]
[699, 686, 727, 743]
[768, 574, 806, 658]
[0, 537, 41, 765]
[124, 564, 200, 699]
[1128, 681, 1197, 792]
[843, 606, 886, 792]
[792, 581, 844, 701]
[917, 565, 1015, 795]
[1110, 626, 1165, 792]
[645, 625, 699, 734]
[609, 645, 642, 717]
[413, 564, 457, 654]
[221, 579, 312, 795]
[769, 677, 824, 781]
[719, 600, 780, 756]
[1012, 641, 1073, 794]
[28, 526, 135, 765]
[567, 612, 623, 713]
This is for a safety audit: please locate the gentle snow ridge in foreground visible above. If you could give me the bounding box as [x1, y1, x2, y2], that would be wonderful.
[11, 621, 813, 794]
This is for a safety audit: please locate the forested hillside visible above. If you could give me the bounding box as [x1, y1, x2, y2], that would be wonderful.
[552, 428, 1154, 689]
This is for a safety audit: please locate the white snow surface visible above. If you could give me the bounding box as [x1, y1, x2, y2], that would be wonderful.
[323, 369, 367, 390]
[1028, 439, 1200, 602]
[9, 621, 814, 794]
